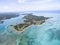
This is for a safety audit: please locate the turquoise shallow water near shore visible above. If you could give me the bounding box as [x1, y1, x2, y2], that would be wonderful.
[20, 19, 60, 45]
[0, 12, 60, 45]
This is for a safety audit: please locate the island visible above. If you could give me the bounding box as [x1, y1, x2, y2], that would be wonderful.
[0, 12, 19, 24]
[13, 13, 50, 31]
[0, 12, 19, 20]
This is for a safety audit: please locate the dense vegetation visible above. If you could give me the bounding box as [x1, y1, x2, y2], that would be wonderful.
[14, 13, 50, 31]
[23, 13, 49, 22]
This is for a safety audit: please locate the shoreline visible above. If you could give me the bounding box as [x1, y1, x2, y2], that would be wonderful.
[12, 23, 45, 34]
[12, 24, 34, 33]
[12, 15, 51, 33]
[12, 21, 47, 33]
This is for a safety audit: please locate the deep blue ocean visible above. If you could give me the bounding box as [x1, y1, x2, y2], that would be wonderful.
[0, 12, 60, 45]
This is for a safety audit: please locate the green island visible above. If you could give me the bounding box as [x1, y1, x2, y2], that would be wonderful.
[13, 13, 51, 31]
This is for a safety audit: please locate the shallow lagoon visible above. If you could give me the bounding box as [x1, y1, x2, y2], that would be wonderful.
[0, 12, 60, 45]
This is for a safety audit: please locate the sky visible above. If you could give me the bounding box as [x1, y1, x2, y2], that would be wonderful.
[0, 0, 60, 12]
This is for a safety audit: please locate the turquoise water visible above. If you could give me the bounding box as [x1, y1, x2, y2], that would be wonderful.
[0, 12, 60, 45]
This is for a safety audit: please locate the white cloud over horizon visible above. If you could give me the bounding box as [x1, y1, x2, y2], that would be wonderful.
[0, 0, 60, 12]
[18, 0, 26, 3]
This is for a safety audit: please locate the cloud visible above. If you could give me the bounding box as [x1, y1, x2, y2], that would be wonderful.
[47, 0, 52, 2]
[16, 0, 60, 11]
[17, 0, 52, 4]
[18, 0, 26, 3]
[3, 6, 9, 9]
[0, 0, 60, 12]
